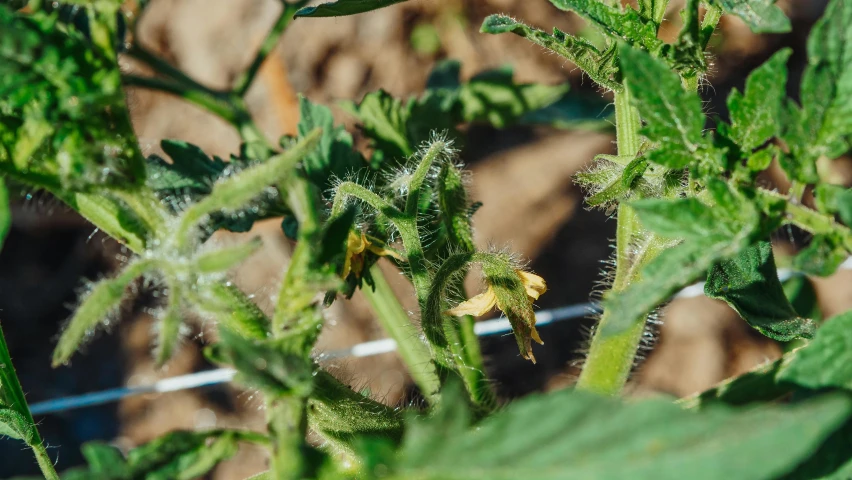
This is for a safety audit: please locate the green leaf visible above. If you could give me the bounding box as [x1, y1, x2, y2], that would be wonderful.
[126, 430, 239, 480]
[0, 407, 35, 443]
[344, 90, 413, 162]
[549, 0, 664, 53]
[678, 357, 791, 409]
[783, 275, 821, 321]
[708, 0, 791, 33]
[297, 95, 366, 189]
[705, 241, 815, 341]
[148, 141, 285, 234]
[147, 140, 229, 193]
[619, 45, 707, 167]
[457, 67, 568, 128]
[79, 442, 130, 478]
[815, 183, 852, 227]
[604, 181, 761, 335]
[0, 7, 144, 190]
[295, 0, 409, 18]
[778, 310, 852, 390]
[379, 387, 851, 480]
[727, 49, 791, 151]
[479, 15, 620, 91]
[793, 234, 848, 277]
[783, 0, 852, 182]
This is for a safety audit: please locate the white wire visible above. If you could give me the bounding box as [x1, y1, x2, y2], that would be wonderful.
[27, 259, 852, 416]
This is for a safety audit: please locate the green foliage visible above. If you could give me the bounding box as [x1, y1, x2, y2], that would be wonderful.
[619, 44, 708, 169]
[0, 5, 143, 190]
[549, 0, 664, 54]
[708, 0, 791, 34]
[783, 0, 852, 183]
[705, 242, 815, 341]
[480, 15, 620, 91]
[726, 49, 791, 152]
[364, 382, 852, 480]
[4, 0, 852, 479]
[343, 60, 572, 165]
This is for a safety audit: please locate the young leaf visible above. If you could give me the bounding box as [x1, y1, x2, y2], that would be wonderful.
[778, 310, 852, 390]
[295, 0, 409, 18]
[344, 90, 413, 162]
[783, 0, 852, 182]
[708, 0, 791, 34]
[619, 44, 707, 169]
[480, 15, 620, 91]
[705, 241, 815, 341]
[380, 387, 851, 480]
[549, 0, 664, 54]
[296, 95, 366, 189]
[727, 49, 791, 151]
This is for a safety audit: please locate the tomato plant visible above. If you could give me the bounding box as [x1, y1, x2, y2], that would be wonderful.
[2, 0, 852, 479]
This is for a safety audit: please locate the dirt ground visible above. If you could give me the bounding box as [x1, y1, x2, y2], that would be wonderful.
[3, 0, 852, 478]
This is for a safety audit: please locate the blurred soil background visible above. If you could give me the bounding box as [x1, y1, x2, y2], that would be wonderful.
[3, 0, 852, 477]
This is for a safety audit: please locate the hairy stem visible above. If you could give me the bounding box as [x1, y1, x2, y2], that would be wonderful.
[576, 85, 648, 396]
[364, 264, 440, 400]
[0, 323, 60, 480]
[267, 396, 309, 480]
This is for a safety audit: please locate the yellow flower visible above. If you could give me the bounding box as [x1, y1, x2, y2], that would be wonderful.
[342, 231, 404, 279]
[445, 269, 547, 363]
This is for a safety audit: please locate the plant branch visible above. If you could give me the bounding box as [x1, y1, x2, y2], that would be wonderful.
[233, 1, 307, 97]
[576, 85, 650, 396]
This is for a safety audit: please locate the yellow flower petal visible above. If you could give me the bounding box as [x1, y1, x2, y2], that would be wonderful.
[342, 231, 368, 279]
[444, 288, 498, 317]
[517, 270, 547, 300]
[366, 243, 405, 262]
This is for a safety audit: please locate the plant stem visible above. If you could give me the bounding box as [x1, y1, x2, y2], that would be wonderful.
[576, 85, 648, 396]
[0, 323, 60, 480]
[364, 264, 440, 400]
[233, 1, 306, 97]
[267, 396, 308, 480]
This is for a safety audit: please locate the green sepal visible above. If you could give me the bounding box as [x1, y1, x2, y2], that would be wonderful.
[0, 407, 35, 443]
